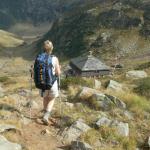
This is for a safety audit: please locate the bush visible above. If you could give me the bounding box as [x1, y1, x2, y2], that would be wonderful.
[136, 61, 150, 70]
[134, 77, 150, 99]
[61, 77, 94, 89]
[0, 76, 9, 83]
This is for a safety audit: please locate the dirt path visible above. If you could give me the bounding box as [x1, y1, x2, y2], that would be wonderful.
[0, 52, 64, 149]
[22, 121, 60, 150]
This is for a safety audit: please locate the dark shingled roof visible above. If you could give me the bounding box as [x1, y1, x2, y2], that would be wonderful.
[70, 55, 110, 71]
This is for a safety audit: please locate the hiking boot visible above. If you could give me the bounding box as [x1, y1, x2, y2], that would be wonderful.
[42, 111, 51, 125]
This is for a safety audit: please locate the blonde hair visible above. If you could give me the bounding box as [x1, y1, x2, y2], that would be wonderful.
[44, 40, 53, 53]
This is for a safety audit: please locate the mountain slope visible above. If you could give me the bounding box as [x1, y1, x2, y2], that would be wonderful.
[38, 0, 150, 59]
[0, 30, 24, 48]
[0, 30, 24, 58]
[0, 0, 91, 29]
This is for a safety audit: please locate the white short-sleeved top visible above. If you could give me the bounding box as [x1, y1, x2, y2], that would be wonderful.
[39, 55, 59, 98]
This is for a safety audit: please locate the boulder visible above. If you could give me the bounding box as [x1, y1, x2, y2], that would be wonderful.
[94, 79, 101, 90]
[62, 119, 91, 143]
[79, 87, 100, 100]
[96, 117, 129, 137]
[126, 70, 147, 79]
[92, 93, 114, 110]
[0, 135, 22, 150]
[0, 124, 18, 133]
[92, 93, 126, 110]
[116, 122, 129, 137]
[105, 94, 126, 109]
[71, 141, 93, 150]
[111, 120, 129, 137]
[107, 80, 123, 92]
[96, 117, 112, 127]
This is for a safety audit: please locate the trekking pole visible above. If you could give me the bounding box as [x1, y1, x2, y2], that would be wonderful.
[58, 75, 63, 128]
[29, 65, 33, 119]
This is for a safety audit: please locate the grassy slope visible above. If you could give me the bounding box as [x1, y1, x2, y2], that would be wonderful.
[0, 30, 24, 48]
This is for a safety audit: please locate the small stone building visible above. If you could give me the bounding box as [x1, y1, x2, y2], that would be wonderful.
[69, 54, 111, 77]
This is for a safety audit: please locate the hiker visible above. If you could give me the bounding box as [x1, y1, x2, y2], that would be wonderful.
[34, 40, 61, 124]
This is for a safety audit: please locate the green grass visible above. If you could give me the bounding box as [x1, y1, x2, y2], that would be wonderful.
[0, 76, 10, 83]
[0, 30, 24, 48]
[134, 77, 150, 100]
[135, 61, 150, 70]
[108, 91, 150, 118]
[61, 77, 94, 90]
[80, 126, 137, 150]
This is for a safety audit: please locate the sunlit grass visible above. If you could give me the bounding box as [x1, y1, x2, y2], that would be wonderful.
[0, 30, 24, 47]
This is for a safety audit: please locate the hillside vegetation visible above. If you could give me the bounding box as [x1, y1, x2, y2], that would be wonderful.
[39, 0, 150, 60]
[0, 30, 24, 48]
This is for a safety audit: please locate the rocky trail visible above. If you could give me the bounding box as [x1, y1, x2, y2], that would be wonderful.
[0, 45, 150, 150]
[0, 87, 66, 150]
[0, 54, 67, 150]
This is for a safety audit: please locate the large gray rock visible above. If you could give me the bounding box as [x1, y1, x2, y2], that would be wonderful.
[116, 122, 129, 137]
[96, 117, 112, 127]
[71, 141, 93, 150]
[94, 79, 101, 90]
[111, 120, 129, 137]
[62, 119, 91, 143]
[105, 94, 126, 109]
[107, 80, 123, 92]
[92, 93, 126, 110]
[79, 87, 101, 100]
[96, 117, 129, 137]
[126, 70, 147, 79]
[0, 124, 18, 133]
[0, 135, 22, 150]
[92, 93, 114, 110]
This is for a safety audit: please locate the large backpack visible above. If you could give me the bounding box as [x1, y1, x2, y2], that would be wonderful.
[33, 52, 57, 92]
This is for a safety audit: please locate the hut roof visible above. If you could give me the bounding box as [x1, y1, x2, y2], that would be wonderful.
[70, 55, 110, 71]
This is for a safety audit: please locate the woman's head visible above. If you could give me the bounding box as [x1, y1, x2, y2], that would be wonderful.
[44, 40, 53, 54]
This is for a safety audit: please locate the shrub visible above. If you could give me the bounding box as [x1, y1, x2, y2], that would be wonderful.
[0, 76, 9, 83]
[136, 61, 150, 70]
[61, 77, 94, 89]
[134, 77, 150, 99]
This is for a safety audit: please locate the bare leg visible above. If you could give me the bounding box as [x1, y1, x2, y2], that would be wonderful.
[46, 97, 55, 112]
[42, 96, 55, 124]
[43, 96, 49, 110]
